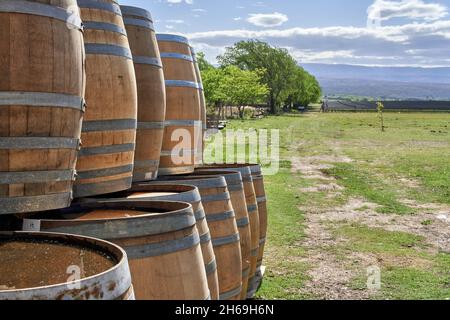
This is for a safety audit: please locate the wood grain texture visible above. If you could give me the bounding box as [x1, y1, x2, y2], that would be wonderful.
[74, 0, 137, 198]
[122, 7, 165, 182]
[0, 0, 85, 214]
[158, 35, 202, 175]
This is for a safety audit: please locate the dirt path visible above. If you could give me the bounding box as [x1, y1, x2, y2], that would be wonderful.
[291, 153, 450, 300]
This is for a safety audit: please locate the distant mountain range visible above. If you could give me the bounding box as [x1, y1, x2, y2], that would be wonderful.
[301, 63, 450, 100]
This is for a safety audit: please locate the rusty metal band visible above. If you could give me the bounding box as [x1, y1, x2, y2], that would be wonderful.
[200, 231, 212, 244]
[137, 121, 165, 129]
[212, 233, 240, 247]
[0, 170, 75, 184]
[206, 210, 235, 223]
[83, 21, 126, 35]
[236, 216, 250, 227]
[73, 176, 132, 198]
[194, 208, 206, 221]
[0, 137, 80, 150]
[82, 119, 136, 132]
[76, 164, 133, 180]
[124, 232, 200, 259]
[123, 17, 154, 31]
[0, 92, 85, 111]
[247, 204, 258, 213]
[226, 183, 244, 192]
[219, 285, 242, 301]
[0, 192, 72, 215]
[201, 192, 231, 203]
[133, 56, 162, 67]
[160, 52, 193, 62]
[256, 196, 267, 203]
[134, 160, 160, 168]
[85, 43, 132, 60]
[205, 259, 217, 275]
[164, 120, 203, 127]
[78, 0, 122, 16]
[156, 34, 189, 45]
[165, 80, 199, 89]
[120, 6, 153, 22]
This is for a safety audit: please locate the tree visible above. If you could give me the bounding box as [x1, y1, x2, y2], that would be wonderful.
[221, 66, 269, 118]
[196, 52, 214, 72]
[218, 40, 298, 114]
[201, 64, 268, 119]
[287, 67, 322, 108]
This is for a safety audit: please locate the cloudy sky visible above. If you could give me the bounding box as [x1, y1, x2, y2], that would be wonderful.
[120, 0, 450, 67]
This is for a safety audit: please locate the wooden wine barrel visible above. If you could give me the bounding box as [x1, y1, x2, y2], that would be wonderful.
[74, 0, 138, 198]
[190, 46, 206, 164]
[198, 164, 260, 297]
[157, 34, 202, 175]
[192, 170, 252, 299]
[83, 184, 219, 300]
[121, 6, 166, 182]
[23, 201, 210, 300]
[249, 164, 268, 279]
[145, 176, 242, 300]
[0, 0, 85, 214]
[0, 231, 134, 300]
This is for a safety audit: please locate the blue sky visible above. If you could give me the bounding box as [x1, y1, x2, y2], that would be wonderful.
[120, 0, 450, 67]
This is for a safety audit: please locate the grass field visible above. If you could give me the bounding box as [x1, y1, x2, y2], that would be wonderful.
[209, 111, 450, 300]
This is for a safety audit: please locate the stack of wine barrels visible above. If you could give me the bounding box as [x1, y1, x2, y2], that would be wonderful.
[198, 164, 267, 298]
[74, 0, 138, 198]
[23, 201, 210, 300]
[79, 183, 220, 300]
[121, 6, 166, 182]
[0, 1, 269, 301]
[146, 175, 243, 300]
[157, 34, 202, 175]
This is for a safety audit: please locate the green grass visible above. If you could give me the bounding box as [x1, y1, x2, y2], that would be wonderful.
[324, 163, 413, 214]
[210, 111, 450, 300]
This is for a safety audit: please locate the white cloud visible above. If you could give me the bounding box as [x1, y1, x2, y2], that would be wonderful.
[167, 0, 193, 4]
[187, 18, 450, 66]
[367, 0, 448, 22]
[166, 19, 185, 24]
[247, 12, 288, 27]
[185, 1, 450, 67]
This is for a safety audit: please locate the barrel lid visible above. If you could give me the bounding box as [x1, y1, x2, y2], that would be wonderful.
[120, 5, 152, 22]
[0, 231, 131, 300]
[156, 33, 190, 45]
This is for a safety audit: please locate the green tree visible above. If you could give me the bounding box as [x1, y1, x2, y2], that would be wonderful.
[218, 40, 298, 114]
[287, 67, 322, 108]
[221, 66, 269, 118]
[196, 52, 214, 71]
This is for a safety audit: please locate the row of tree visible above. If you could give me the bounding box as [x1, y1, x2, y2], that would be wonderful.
[198, 40, 322, 116]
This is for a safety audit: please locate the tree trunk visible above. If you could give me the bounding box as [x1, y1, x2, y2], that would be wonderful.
[269, 93, 276, 114]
